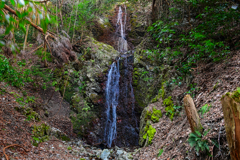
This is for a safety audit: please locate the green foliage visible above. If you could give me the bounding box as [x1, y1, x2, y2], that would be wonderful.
[143, 124, 156, 145]
[163, 96, 175, 120]
[157, 149, 164, 157]
[35, 49, 52, 62]
[0, 55, 27, 87]
[188, 129, 210, 154]
[0, 55, 57, 90]
[0, 0, 51, 48]
[67, 146, 72, 150]
[79, 81, 86, 94]
[147, 1, 239, 74]
[199, 104, 211, 117]
[231, 87, 240, 103]
[15, 106, 40, 121]
[32, 123, 50, 146]
[185, 83, 198, 97]
[151, 108, 162, 123]
[145, 107, 162, 123]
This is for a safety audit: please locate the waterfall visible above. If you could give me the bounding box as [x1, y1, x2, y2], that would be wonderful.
[104, 61, 120, 147]
[104, 5, 138, 147]
[116, 6, 128, 53]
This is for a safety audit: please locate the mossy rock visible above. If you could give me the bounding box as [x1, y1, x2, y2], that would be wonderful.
[151, 108, 162, 122]
[231, 87, 240, 103]
[163, 96, 175, 120]
[31, 123, 50, 146]
[143, 124, 156, 145]
[139, 105, 161, 146]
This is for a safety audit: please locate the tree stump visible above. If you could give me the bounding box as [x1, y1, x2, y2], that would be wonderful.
[221, 91, 240, 160]
[183, 94, 203, 133]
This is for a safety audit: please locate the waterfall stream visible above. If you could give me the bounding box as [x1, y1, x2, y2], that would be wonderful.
[104, 61, 120, 147]
[104, 5, 138, 147]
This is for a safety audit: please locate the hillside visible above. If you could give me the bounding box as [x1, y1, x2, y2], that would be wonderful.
[1, 0, 240, 160]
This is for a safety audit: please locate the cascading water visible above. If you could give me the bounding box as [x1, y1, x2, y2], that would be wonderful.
[104, 61, 120, 147]
[104, 5, 138, 147]
[116, 5, 128, 53]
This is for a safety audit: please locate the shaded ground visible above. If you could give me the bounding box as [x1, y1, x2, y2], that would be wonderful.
[133, 51, 240, 160]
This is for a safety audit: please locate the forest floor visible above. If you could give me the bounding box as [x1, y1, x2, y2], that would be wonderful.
[133, 51, 240, 160]
[1, 46, 239, 160]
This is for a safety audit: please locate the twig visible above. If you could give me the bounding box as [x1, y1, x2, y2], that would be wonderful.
[3, 144, 30, 160]
[27, 44, 43, 55]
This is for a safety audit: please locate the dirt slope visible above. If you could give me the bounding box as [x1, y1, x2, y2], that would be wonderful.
[134, 51, 240, 160]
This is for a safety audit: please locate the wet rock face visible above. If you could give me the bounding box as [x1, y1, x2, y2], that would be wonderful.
[116, 54, 139, 147]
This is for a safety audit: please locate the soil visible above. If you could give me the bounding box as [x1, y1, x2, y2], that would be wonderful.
[133, 52, 240, 160]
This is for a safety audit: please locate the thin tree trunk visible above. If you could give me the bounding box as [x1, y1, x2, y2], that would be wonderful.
[56, 0, 58, 34]
[23, 24, 30, 51]
[221, 91, 240, 160]
[183, 94, 203, 133]
[72, 0, 79, 43]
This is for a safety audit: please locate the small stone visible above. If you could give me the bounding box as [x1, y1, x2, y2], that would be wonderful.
[116, 150, 124, 156]
[34, 150, 39, 154]
[100, 149, 110, 160]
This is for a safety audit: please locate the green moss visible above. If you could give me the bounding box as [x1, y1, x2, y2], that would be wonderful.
[145, 108, 162, 123]
[143, 125, 156, 145]
[231, 87, 240, 103]
[67, 146, 72, 150]
[60, 135, 70, 141]
[161, 82, 166, 99]
[163, 96, 175, 120]
[32, 123, 50, 146]
[151, 92, 161, 103]
[15, 107, 40, 121]
[151, 108, 162, 122]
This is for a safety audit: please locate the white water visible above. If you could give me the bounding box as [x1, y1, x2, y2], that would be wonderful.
[116, 6, 128, 53]
[104, 5, 129, 147]
[104, 61, 120, 147]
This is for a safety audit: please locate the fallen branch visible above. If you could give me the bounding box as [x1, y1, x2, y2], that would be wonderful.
[27, 44, 43, 55]
[4, 4, 77, 63]
[4, 5, 46, 35]
[3, 144, 30, 160]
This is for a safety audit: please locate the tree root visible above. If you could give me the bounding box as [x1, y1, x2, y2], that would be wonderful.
[3, 144, 30, 160]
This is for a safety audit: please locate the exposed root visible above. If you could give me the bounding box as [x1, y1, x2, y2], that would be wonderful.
[3, 144, 30, 160]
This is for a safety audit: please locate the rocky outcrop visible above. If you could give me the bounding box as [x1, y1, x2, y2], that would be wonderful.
[138, 103, 162, 147]
[54, 37, 119, 144]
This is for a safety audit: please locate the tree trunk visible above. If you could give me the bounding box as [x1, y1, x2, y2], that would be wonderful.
[183, 94, 203, 133]
[221, 92, 240, 160]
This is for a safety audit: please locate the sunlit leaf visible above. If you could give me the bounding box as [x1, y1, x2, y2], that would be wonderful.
[0, 41, 5, 47]
[10, 0, 15, 6]
[5, 14, 10, 23]
[18, 0, 25, 6]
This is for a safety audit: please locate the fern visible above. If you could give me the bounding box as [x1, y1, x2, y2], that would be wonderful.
[188, 129, 210, 154]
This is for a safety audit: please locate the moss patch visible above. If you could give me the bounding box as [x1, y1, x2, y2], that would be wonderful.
[143, 124, 156, 145]
[163, 96, 175, 120]
[231, 87, 240, 103]
[151, 108, 162, 122]
[145, 107, 162, 123]
[31, 123, 50, 146]
[15, 107, 40, 121]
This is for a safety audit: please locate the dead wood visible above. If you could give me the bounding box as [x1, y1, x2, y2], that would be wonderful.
[3, 4, 77, 63]
[183, 94, 203, 133]
[3, 144, 30, 160]
[221, 93, 240, 160]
